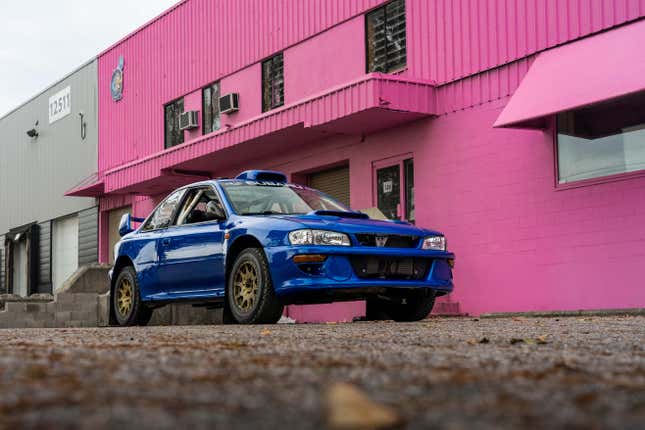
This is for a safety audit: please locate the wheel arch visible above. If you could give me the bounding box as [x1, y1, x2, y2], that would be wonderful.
[226, 235, 264, 278]
[110, 255, 135, 326]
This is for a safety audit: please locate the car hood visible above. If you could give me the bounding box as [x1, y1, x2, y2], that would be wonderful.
[268, 213, 443, 237]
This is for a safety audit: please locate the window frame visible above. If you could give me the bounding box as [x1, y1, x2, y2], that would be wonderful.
[164, 97, 185, 149]
[202, 81, 221, 136]
[172, 185, 229, 227]
[372, 154, 414, 222]
[365, 0, 408, 74]
[553, 103, 645, 191]
[262, 53, 285, 112]
[141, 189, 187, 232]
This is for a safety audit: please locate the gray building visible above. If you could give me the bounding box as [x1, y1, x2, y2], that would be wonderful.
[0, 59, 99, 296]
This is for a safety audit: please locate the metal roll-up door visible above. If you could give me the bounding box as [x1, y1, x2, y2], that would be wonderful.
[309, 166, 350, 208]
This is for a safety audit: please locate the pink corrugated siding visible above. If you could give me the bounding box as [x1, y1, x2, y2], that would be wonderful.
[99, 0, 645, 177]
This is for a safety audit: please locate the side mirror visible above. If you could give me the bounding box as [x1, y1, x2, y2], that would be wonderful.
[118, 214, 134, 237]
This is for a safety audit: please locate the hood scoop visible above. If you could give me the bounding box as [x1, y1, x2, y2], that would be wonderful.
[308, 210, 369, 220]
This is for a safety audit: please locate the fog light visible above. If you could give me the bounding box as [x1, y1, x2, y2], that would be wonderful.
[293, 254, 327, 263]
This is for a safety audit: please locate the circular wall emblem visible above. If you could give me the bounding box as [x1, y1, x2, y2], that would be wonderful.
[111, 56, 125, 101]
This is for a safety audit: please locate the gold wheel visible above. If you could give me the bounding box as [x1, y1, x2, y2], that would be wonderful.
[233, 261, 259, 312]
[117, 278, 134, 317]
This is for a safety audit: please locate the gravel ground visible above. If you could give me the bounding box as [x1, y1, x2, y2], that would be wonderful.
[0, 316, 642, 430]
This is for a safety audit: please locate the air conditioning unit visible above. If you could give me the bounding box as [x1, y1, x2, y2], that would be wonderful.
[219, 93, 239, 114]
[179, 111, 199, 130]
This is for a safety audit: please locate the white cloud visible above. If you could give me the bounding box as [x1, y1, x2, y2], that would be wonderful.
[0, 0, 180, 117]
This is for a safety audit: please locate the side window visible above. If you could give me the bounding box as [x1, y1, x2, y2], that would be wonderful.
[262, 53, 284, 112]
[175, 187, 225, 226]
[142, 190, 184, 231]
[164, 98, 185, 149]
[366, 0, 407, 73]
[202, 82, 221, 135]
[375, 157, 414, 222]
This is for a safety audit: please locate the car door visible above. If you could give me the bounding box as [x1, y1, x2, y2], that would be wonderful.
[157, 185, 227, 297]
[136, 189, 186, 299]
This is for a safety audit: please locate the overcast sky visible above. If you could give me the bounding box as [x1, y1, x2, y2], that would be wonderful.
[0, 0, 179, 117]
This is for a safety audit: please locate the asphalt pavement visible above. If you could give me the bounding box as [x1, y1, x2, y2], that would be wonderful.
[0, 316, 642, 429]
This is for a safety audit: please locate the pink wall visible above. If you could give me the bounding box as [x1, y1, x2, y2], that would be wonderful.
[95, 1, 645, 317]
[98, 0, 645, 176]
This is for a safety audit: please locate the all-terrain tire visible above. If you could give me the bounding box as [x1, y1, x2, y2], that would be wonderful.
[227, 248, 284, 324]
[112, 266, 153, 327]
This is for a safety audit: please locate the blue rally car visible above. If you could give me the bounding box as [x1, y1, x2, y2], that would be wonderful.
[110, 170, 455, 325]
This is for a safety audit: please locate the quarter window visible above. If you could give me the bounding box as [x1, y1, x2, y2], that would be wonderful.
[164, 98, 184, 149]
[366, 0, 407, 73]
[557, 91, 645, 184]
[262, 53, 284, 112]
[142, 190, 184, 231]
[202, 82, 221, 135]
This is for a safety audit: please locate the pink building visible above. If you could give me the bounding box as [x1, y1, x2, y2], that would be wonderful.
[69, 0, 645, 320]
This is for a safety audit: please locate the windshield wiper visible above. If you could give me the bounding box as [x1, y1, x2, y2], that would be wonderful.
[243, 210, 285, 216]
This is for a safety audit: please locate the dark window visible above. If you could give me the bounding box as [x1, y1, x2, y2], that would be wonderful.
[202, 82, 221, 135]
[375, 158, 414, 222]
[142, 190, 184, 231]
[262, 53, 284, 112]
[376, 165, 401, 220]
[164, 98, 184, 149]
[366, 0, 407, 73]
[404, 158, 414, 222]
[557, 91, 645, 184]
[175, 187, 226, 225]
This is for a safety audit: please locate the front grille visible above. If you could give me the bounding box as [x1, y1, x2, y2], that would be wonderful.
[350, 256, 431, 281]
[355, 234, 420, 248]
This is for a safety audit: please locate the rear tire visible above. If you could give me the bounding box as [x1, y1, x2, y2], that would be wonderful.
[227, 248, 283, 324]
[366, 290, 435, 322]
[112, 266, 152, 326]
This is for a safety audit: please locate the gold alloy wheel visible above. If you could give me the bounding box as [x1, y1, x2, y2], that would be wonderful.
[117, 278, 134, 317]
[233, 262, 259, 312]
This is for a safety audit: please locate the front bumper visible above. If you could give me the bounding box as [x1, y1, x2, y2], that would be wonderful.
[264, 245, 455, 297]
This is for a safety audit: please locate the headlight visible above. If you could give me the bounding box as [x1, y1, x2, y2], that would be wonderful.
[422, 235, 446, 251]
[288, 229, 351, 246]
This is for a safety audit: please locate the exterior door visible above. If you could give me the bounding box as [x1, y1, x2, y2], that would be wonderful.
[157, 186, 227, 296]
[52, 215, 79, 291]
[374, 157, 414, 222]
[12, 239, 28, 296]
[309, 166, 351, 208]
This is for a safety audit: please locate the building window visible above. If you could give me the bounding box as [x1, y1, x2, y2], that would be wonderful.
[262, 53, 284, 112]
[374, 157, 414, 222]
[203, 82, 221, 135]
[164, 98, 184, 149]
[366, 0, 407, 73]
[557, 91, 645, 184]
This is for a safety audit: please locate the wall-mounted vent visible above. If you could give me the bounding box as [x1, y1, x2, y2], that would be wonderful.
[179, 111, 199, 130]
[219, 93, 239, 114]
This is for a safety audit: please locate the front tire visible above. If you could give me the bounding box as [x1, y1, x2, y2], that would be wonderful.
[227, 248, 283, 324]
[366, 290, 435, 322]
[112, 266, 152, 326]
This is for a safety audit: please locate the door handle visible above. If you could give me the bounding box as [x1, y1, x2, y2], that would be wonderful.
[161, 238, 171, 247]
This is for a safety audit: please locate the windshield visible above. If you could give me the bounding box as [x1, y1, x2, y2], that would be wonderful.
[221, 182, 350, 215]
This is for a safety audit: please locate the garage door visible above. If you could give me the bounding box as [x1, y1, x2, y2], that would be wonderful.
[108, 206, 132, 264]
[309, 166, 350, 208]
[52, 215, 79, 292]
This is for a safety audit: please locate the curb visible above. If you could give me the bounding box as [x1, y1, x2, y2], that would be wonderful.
[480, 308, 645, 319]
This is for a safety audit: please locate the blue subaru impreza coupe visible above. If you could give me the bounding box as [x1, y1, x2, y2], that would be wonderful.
[110, 170, 455, 325]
